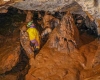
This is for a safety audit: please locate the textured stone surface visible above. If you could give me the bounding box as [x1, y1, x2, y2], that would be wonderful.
[0, 74, 18, 80]
[12, 0, 74, 11]
[0, 40, 20, 74]
[25, 31, 100, 80]
[75, 0, 100, 19]
[49, 12, 79, 53]
[25, 12, 85, 80]
[1, 0, 100, 80]
[24, 11, 100, 80]
[11, 0, 100, 36]
[0, 0, 22, 5]
[11, 0, 100, 19]
[0, 0, 100, 19]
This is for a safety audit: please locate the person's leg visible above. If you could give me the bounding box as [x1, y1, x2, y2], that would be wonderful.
[31, 39, 39, 49]
[31, 39, 39, 57]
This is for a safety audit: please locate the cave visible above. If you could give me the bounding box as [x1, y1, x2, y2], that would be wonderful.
[0, 0, 100, 80]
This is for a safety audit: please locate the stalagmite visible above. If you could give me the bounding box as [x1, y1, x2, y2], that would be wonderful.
[49, 11, 79, 53]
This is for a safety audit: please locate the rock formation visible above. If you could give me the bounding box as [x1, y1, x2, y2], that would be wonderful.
[0, 42, 20, 74]
[25, 12, 86, 80]
[0, 28, 20, 75]
[1, 0, 100, 80]
[49, 11, 79, 53]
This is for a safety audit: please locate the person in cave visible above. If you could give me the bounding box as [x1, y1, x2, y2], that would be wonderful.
[27, 21, 40, 53]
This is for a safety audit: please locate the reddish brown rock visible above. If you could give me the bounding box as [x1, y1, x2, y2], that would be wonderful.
[0, 41, 20, 74]
[25, 12, 100, 80]
[0, 25, 20, 74]
[49, 11, 79, 53]
[25, 12, 84, 80]
[0, 74, 18, 80]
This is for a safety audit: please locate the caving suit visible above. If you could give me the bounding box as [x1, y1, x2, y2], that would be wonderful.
[27, 26, 40, 49]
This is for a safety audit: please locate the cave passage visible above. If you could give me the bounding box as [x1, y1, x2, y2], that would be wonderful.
[0, 6, 99, 80]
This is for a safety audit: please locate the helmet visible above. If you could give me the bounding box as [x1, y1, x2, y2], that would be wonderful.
[27, 21, 33, 27]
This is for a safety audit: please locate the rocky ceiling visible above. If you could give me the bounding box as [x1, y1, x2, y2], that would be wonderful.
[0, 0, 23, 13]
[0, 0, 100, 19]
[1, 0, 100, 35]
